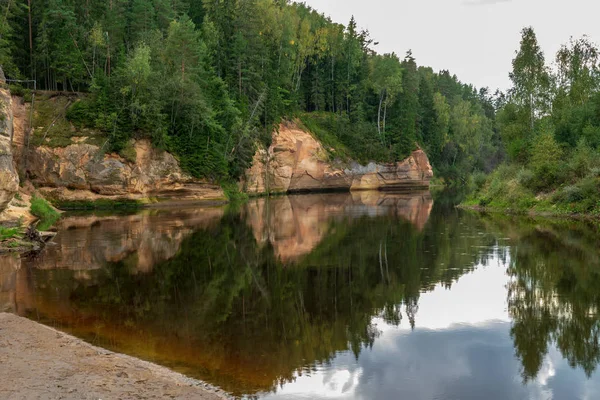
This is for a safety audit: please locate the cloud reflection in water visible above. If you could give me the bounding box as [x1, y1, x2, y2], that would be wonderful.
[261, 256, 600, 400]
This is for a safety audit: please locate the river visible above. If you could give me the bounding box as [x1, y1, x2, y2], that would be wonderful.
[1, 191, 600, 399]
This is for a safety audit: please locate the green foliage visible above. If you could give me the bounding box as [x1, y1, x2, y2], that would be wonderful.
[470, 27, 600, 216]
[529, 128, 563, 191]
[472, 164, 535, 209]
[299, 112, 389, 164]
[0, 226, 20, 240]
[221, 181, 248, 203]
[468, 171, 488, 192]
[119, 142, 137, 164]
[0, 0, 499, 185]
[32, 94, 106, 148]
[467, 143, 600, 215]
[30, 196, 61, 230]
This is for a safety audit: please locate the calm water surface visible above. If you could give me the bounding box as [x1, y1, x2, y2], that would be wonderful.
[2, 191, 600, 399]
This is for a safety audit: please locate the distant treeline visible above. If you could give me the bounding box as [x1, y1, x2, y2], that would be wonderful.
[0, 0, 501, 181]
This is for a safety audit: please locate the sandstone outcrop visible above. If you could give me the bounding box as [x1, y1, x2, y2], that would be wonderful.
[0, 88, 19, 212]
[28, 139, 225, 203]
[242, 121, 433, 195]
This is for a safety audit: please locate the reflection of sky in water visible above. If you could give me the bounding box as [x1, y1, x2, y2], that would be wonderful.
[259, 254, 600, 400]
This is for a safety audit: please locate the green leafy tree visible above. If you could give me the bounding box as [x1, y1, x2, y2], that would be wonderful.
[370, 53, 402, 144]
[509, 27, 551, 134]
[393, 51, 420, 158]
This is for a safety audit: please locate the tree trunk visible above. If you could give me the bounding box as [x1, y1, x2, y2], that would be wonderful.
[27, 0, 33, 80]
[331, 54, 335, 113]
[383, 99, 388, 136]
[529, 93, 534, 133]
[238, 60, 242, 97]
[346, 59, 350, 114]
[106, 33, 111, 76]
[377, 91, 383, 140]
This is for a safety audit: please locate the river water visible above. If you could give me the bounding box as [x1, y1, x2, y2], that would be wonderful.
[1, 191, 600, 399]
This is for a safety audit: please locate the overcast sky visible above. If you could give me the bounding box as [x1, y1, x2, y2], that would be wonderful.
[301, 0, 600, 92]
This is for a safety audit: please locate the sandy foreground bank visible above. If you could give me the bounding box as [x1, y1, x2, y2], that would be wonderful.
[0, 313, 230, 400]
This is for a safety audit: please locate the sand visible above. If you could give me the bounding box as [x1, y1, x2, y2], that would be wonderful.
[0, 313, 230, 400]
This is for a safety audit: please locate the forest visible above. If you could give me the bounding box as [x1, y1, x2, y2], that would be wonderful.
[0, 0, 501, 182]
[2, 1, 600, 213]
[468, 28, 600, 215]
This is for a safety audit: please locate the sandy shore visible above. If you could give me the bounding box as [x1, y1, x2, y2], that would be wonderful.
[0, 313, 230, 400]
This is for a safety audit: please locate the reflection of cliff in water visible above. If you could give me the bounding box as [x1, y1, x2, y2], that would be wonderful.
[0, 192, 504, 397]
[244, 191, 433, 262]
[23, 207, 225, 274]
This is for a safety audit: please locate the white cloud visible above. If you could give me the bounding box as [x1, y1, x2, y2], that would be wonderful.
[302, 0, 600, 92]
[463, 0, 512, 5]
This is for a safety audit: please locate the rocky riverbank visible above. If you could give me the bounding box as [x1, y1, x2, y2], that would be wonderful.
[0, 313, 229, 400]
[241, 121, 433, 195]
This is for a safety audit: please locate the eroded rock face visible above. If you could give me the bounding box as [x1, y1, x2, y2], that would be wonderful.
[28, 139, 225, 202]
[0, 88, 19, 212]
[242, 121, 433, 195]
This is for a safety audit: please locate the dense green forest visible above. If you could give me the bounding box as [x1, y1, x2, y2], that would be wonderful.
[0, 0, 501, 181]
[469, 28, 600, 215]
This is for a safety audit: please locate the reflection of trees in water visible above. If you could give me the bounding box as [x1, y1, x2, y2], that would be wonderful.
[25, 202, 499, 396]
[495, 217, 600, 381]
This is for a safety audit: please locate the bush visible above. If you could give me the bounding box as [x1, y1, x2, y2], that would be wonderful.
[470, 171, 488, 192]
[0, 226, 20, 240]
[8, 84, 25, 97]
[30, 196, 61, 230]
[516, 167, 535, 189]
[468, 163, 537, 211]
[555, 185, 584, 203]
[120, 142, 137, 164]
[66, 99, 96, 128]
[530, 130, 563, 191]
[222, 181, 248, 203]
[553, 176, 600, 212]
[589, 167, 600, 178]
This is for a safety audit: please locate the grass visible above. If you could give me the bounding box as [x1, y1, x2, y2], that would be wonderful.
[463, 165, 600, 218]
[222, 181, 248, 203]
[31, 94, 107, 148]
[30, 196, 61, 230]
[0, 226, 20, 240]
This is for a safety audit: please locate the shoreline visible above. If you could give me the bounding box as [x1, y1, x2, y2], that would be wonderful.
[0, 313, 232, 400]
[458, 204, 600, 222]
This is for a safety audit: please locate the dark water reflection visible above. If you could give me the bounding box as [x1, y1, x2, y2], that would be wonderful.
[1, 191, 600, 399]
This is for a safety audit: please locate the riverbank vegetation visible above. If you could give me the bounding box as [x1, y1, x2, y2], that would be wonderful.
[3, 2, 600, 216]
[30, 196, 60, 230]
[0, 0, 499, 183]
[466, 28, 600, 216]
